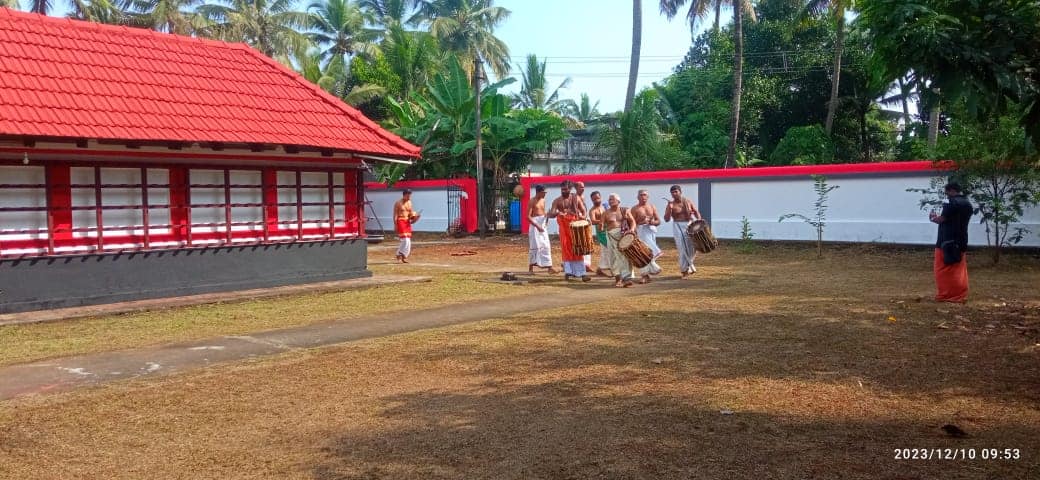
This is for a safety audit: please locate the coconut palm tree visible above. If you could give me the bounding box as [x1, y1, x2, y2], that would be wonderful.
[413, 0, 510, 79]
[68, 0, 127, 23]
[660, 0, 728, 32]
[307, 0, 377, 60]
[381, 24, 444, 97]
[198, 0, 312, 58]
[122, 0, 205, 34]
[295, 46, 386, 105]
[569, 93, 601, 125]
[659, 0, 756, 167]
[805, 0, 854, 135]
[28, 0, 50, 13]
[512, 54, 574, 114]
[624, 0, 642, 112]
[360, 0, 417, 31]
[1, 0, 20, 9]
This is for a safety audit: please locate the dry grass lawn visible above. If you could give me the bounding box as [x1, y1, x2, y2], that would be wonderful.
[1, 237, 1038, 479]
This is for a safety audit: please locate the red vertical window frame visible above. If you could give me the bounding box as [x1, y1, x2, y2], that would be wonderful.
[295, 170, 303, 240]
[168, 167, 190, 246]
[45, 164, 72, 254]
[261, 169, 277, 241]
[94, 166, 104, 250]
[140, 167, 150, 249]
[327, 172, 335, 237]
[223, 169, 232, 244]
[343, 170, 361, 236]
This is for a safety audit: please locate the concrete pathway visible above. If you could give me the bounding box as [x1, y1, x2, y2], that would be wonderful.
[0, 275, 430, 327]
[0, 278, 689, 401]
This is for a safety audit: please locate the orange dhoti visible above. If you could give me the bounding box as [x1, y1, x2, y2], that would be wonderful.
[396, 217, 413, 259]
[934, 248, 968, 302]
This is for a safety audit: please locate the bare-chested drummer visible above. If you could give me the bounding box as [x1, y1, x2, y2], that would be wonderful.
[630, 189, 663, 283]
[588, 191, 612, 277]
[549, 180, 589, 281]
[527, 185, 558, 274]
[573, 181, 593, 272]
[601, 193, 637, 287]
[664, 185, 703, 278]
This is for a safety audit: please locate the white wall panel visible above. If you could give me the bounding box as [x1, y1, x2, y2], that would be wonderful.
[367, 188, 454, 233]
[0, 166, 46, 240]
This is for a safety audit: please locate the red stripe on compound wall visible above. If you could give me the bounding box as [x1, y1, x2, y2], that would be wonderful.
[521, 161, 940, 188]
[518, 161, 950, 233]
[365, 177, 479, 233]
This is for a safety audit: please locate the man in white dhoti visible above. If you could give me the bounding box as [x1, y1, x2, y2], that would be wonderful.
[527, 185, 557, 274]
[549, 180, 589, 281]
[588, 191, 613, 277]
[602, 193, 636, 287]
[630, 189, 662, 283]
[664, 184, 703, 278]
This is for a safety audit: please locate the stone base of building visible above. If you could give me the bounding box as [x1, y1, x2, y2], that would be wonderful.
[0, 240, 370, 314]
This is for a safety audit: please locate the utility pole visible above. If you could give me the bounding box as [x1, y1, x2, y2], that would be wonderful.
[473, 57, 485, 239]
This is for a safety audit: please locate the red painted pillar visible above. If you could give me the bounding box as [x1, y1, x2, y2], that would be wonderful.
[343, 170, 362, 236]
[261, 169, 278, 240]
[168, 167, 189, 242]
[45, 165, 72, 249]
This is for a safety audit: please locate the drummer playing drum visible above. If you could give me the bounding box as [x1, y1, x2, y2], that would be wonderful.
[664, 185, 703, 278]
[599, 193, 638, 288]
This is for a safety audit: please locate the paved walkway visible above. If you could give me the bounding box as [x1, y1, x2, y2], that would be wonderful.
[0, 278, 689, 401]
[0, 275, 431, 327]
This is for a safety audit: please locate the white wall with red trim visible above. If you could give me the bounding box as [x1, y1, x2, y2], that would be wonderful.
[519, 162, 1040, 248]
[365, 178, 478, 235]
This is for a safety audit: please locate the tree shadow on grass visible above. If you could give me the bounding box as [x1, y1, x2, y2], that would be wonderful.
[400, 306, 1040, 406]
[311, 375, 1040, 480]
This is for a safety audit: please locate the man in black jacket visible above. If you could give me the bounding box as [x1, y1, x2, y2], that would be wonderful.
[929, 182, 974, 302]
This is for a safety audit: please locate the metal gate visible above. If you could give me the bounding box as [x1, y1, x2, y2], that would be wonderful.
[446, 179, 465, 235]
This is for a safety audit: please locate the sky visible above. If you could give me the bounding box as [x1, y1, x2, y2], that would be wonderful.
[494, 0, 709, 113]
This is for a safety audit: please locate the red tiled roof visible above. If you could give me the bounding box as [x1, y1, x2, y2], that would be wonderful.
[0, 8, 419, 158]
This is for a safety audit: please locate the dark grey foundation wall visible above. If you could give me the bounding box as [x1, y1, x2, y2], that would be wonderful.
[0, 240, 370, 314]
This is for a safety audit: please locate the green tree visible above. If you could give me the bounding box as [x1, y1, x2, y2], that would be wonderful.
[64, 0, 127, 23]
[857, 0, 1040, 146]
[379, 25, 444, 97]
[198, 0, 311, 58]
[934, 106, 1040, 264]
[769, 125, 833, 165]
[512, 54, 575, 115]
[567, 93, 602, 126]
[307, 0, 376, 60]
[359, 0, 416, 31]
[660, 0, 728, 32]
[122, 0, 205, 34]
[297, 47, 386, 105]
[599, 89, 691, 172]
[413, 0, 511, 79]
[659, 0, 756, 168]
[385, 55, 514, 177]
[803, 0, 854, 135]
